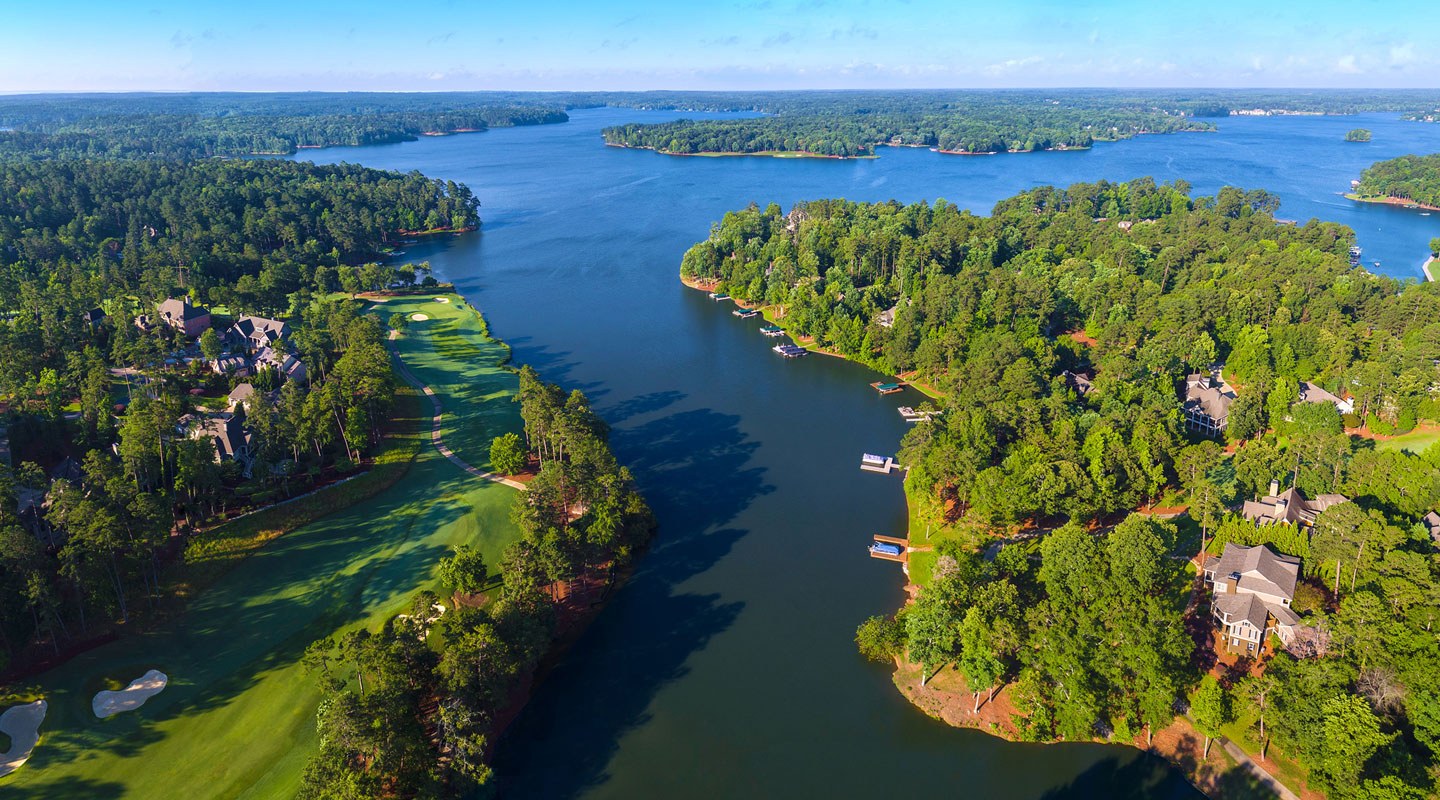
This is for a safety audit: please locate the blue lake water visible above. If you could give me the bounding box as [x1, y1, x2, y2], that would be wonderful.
[294, 108, 1440, 798]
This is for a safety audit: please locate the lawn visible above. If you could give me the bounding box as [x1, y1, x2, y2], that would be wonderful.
[1374, 426, 1440, 454]
[2, 292, 523, 799]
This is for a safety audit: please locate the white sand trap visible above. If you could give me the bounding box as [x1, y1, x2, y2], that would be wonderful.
[410, 313, 430, 322]
[433, 297, 450, 303]
[93, 670, 168, 719]
[0, 699, 47, 778]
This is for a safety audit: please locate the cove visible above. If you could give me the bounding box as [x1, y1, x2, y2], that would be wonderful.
[292, 107, 1440, 798]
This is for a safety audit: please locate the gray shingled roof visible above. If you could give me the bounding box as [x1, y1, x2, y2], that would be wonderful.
[1211, 543, 1300, 601]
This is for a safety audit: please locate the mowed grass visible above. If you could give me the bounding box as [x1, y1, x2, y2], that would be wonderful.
[3, 293, 522, 799]
[1374, 426, 1440, 454]
[378, 294, 524, 473]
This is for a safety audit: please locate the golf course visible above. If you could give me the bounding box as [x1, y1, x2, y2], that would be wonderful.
[1, 293, 525, 799]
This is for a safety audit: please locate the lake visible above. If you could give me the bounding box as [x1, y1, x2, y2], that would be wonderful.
[295, 108, 1440, 798]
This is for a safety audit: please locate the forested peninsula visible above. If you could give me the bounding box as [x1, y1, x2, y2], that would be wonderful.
[1352, 153, 1440, 210]
[685, 181, 1440, 798]
[0, 94, 568, 158]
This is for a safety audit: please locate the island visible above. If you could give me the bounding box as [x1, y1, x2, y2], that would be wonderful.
[1348, 153, 1440, 211]
[684, 180, 1440, 800]
[1344, 128, 1372, 142]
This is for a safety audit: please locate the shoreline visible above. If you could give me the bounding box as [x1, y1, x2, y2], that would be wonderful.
[607, 142, 878, 160]
[1425, 257, 1436, 283]
[680, 274, 946, 399]
[1345, 193, 1440, 212]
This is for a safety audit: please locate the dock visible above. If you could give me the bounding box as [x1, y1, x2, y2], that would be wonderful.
[733, 308, 760, 318]
[709, 292, 730, 301]
[759, 325, 785, 337]
[860, 453, 899, 474]
[869, 534, 909, 562]
[773, 344, 808, 358]
[898, 406, 941, 423]
[871, 381, 906, 395]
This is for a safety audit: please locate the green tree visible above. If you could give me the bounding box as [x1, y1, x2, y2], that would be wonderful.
[489, 432, 527, 476]
[438, 545, 488, 596]
[855, 614, 905, 663]
[1191, 675, 1231, 758]
[199, 327, 223, 361]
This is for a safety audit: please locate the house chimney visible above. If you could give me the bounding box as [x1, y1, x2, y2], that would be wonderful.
[1268, 479, 1279, 497]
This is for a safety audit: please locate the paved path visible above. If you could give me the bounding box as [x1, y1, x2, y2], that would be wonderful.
[387, 333, 526, 490]
[1221, 738, 1299, 800]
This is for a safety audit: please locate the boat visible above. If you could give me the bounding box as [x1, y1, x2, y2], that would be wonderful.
[1349, 245, 1362, 266]
[733, 308, 760, 318]
[869, 542, 903, 557]
[773, 344, 808, 358]
[860, 453, 897, 473]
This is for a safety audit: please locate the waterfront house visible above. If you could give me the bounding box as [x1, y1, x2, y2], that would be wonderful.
[1204, 543, 1302, 652]
[1241, 483, 1349, 529]
[1297, 381, 1354, 415]
[1423, 511, 1440, 548]
[1182, 371, 1235, 436]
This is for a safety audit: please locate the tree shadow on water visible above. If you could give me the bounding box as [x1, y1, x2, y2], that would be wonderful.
[1037, 750, 1207, 800]
[489, 408, 771, 798]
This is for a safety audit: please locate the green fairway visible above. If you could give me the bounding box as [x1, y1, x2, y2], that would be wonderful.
[2, 293, 522, 799]
[1374, 427, 1440, 455]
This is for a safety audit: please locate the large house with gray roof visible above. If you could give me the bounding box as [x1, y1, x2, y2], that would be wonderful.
[1241, 484, 1349, 529]
[1182, 371, 1235, 437]
[1204, 543, 1301, 653]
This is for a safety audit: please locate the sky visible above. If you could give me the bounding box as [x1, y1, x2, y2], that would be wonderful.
[2, 0, 1437, 92]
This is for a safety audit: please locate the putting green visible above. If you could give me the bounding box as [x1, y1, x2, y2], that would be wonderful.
[3, 293, 524, 798]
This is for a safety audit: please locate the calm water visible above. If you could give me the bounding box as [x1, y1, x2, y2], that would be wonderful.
[295, 108, 1440, 799]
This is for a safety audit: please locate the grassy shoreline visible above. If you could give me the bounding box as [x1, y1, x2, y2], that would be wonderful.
[1345, 192, 1440, 212]
[609, 142, 878, 160]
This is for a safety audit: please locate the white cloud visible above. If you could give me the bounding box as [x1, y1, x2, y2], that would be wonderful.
[1335, 54, 1361, 74]
[983, 55, 1043, 77]
[1389, 43, 1416, 67]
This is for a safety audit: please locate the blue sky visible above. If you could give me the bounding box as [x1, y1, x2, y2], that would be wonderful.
[2, 0, 1436, 91]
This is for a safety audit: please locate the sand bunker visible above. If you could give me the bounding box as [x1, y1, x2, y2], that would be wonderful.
[93, 670, 168, 718]
[433, 297, 450, 303]
[0, 699, 47, 778]
[410, 313, 430, 322]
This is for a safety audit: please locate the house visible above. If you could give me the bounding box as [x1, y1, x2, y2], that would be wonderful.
[1297, 381, 1354, 415]
[1204, 543, 1302, 652]
[157, 298, 211, 338]
[224, 315, 290, 354]
[255, 346, 307, 384]
[876, 304, 899, 329]
[1183, 371, 1236, 436]
[1241, 484, 1350, 528]
[1061, 369, 1094, 397]
[82, 308, 106, 327]
[189, 412, 253, 471]
[227, 383, 258, 411]
[1423, 511, 1440, 548]
[210, 354, 252, 377]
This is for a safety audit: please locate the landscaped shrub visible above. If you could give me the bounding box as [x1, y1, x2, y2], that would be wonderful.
[1368, 414, 1396, 436]
[1341, 412, 1362, 429]
[1397, 407, 1417, 435]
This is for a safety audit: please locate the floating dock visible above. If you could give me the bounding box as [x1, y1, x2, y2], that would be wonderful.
[733, 308, 760, 318]
[709, 292, 730, 301]
[773, 344, 808, 358]
[760, 325, 785, 337]
[860, 453, 899, 473]
[871, 381, 906, 395]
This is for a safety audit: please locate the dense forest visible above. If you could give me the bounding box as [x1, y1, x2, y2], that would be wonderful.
[597, 89, 1440, 157]
[691, 181, 1440, 797]
[1355, 153, 1440, 208]
[603, 105, 1210, 157]
[0, 158, 471, 672]
[297, 367, 655, 798]
[0, 93, 568, 159]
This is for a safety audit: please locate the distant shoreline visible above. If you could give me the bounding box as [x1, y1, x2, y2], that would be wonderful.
[1346, 193, 1440, 212]
[607, 143, 877, 160]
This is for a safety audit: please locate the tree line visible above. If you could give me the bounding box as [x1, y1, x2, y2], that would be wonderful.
[688, 180, 1440, 796]
[297, 370, 654, 798]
